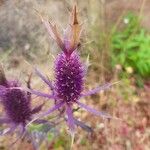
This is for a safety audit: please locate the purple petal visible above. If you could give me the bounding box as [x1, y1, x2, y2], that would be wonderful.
[0, 117, 11, 124]
[66, 105, 75, 134]
[35, 68, 54, 90]
[81, 82, 119, 97]
[27, 101, 65, 126]
[76, 101, 113, 119]
[31, 103, 45, 114]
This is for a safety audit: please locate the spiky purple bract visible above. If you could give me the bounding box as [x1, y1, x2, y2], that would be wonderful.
[55, 51, 84, 103]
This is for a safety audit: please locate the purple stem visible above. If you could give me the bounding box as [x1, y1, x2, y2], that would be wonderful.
[66, 104, 75, 134]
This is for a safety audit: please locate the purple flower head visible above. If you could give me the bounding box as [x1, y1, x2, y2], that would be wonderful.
[55, 51, 84, 104]
[2, 81, 31, 125]
[31, 5, 119, 134]
[0, 66, 45, 141]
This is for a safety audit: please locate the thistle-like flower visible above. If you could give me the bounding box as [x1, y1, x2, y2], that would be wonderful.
[0, 65, 44, 139]
[30, 5, 118, 134]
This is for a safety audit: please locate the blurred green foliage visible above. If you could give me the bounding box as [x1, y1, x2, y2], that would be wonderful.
[111, 13, 150, 78]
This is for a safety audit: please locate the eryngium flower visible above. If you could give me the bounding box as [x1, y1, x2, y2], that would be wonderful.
[0, 66, 44, 138]
[55, 52, 84, 103]
[30, 5, 118, 134]
[2, 83, 31, 124]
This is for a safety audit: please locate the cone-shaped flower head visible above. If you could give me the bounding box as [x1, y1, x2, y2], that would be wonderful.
[30, 5, 118, 134]
[2, 81, 31, 124]
[55, 51, 84, 104]
[52, 6, 84, 106]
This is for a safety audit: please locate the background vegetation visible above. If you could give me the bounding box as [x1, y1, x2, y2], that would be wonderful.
[0, 0, 149, 149]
